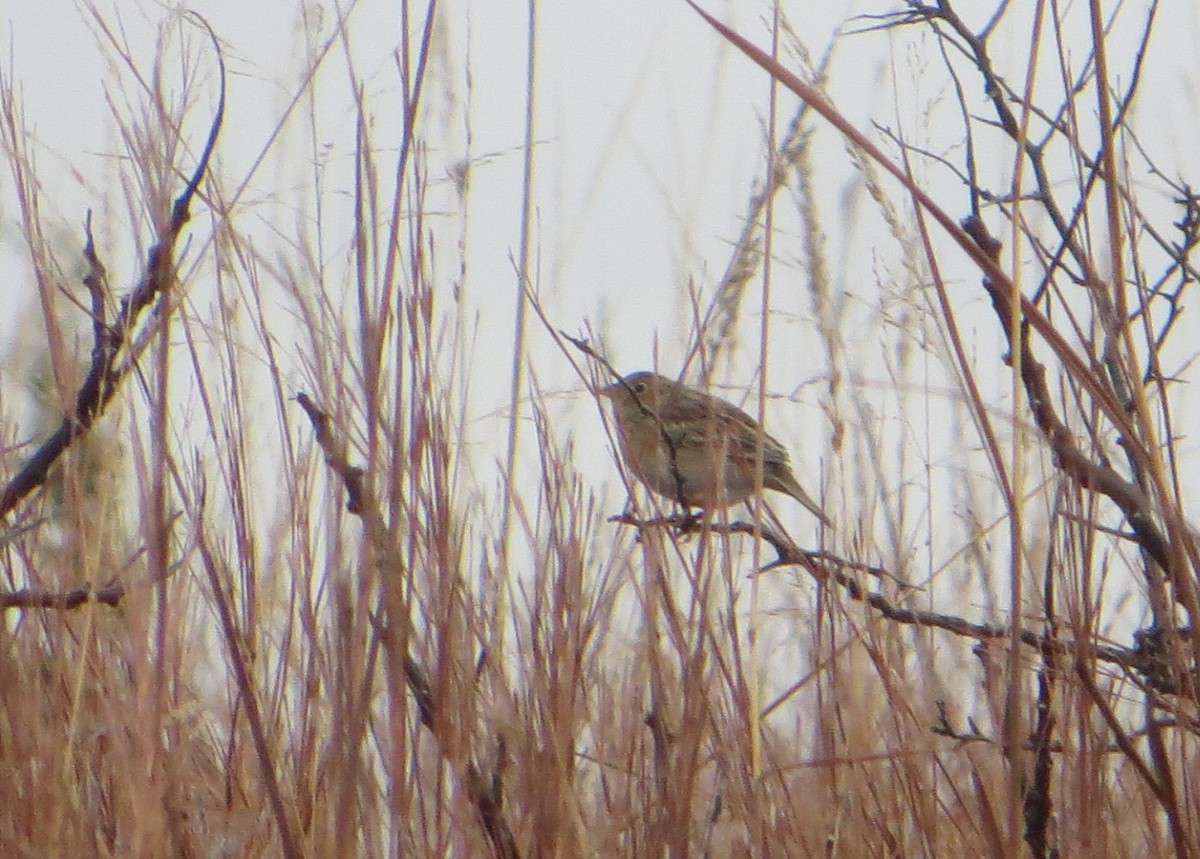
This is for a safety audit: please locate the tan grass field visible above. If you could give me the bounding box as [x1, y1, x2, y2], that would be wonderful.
[1, 2, 1196, 857]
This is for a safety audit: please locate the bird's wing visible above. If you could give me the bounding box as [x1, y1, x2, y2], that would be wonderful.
[665, 401, 791, 464]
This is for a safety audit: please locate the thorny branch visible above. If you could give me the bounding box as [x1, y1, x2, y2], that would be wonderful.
[297, 394, 521, 859]
[960, 218, 1173, 573]
[0, 16, 225, 523]
[693, 0, 1200, 648]
[610, 512, 1169, 686]
[0, 14, 225, 614]
[892, 1, 1194, 601]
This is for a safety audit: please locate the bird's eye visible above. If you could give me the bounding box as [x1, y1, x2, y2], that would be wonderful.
[632, 381, 647, 394]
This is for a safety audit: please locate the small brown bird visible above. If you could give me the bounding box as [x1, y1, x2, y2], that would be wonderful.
[600, 371, 830, 525]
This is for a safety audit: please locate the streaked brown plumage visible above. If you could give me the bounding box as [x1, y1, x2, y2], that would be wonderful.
[601, 371, 830, 525]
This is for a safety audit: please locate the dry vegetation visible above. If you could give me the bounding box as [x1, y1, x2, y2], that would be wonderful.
[1, 1, 1197, 857]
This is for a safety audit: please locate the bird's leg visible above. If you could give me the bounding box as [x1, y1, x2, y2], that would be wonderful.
[676, 507, 701, 532]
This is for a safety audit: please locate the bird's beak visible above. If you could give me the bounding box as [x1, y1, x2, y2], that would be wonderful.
[598, 381, 621, 399]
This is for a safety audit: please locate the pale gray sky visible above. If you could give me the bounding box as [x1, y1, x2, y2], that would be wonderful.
[1, 0, 1193, 642]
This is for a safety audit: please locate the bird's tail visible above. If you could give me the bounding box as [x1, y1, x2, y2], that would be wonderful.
[778, 473, 832, 529]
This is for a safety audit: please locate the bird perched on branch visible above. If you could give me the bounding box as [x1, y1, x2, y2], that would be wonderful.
[600, 371, 830, 526]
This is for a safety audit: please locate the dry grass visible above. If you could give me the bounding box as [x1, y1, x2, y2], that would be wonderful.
[1, 1, 1198, 857]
